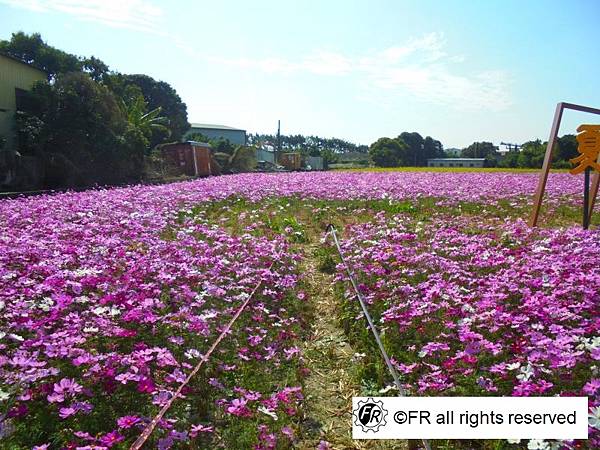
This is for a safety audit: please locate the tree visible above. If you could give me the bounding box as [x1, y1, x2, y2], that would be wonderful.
[16, 73, 143, 187]
[461, 141, 498, 158]
[554, 134, 578, 162]
[82, 56, 110, 82]
[0, 32, 109, 80]
[106, 74, 189, 147]
[499, 150, 520, 168]
[423, 136, 444, 160]
[369, 137, 407, 167]
[461, 141, 500, 167]
[517, 140, 545, 168]
[120, 94, 170, 144]
[247, 133, 367, 155]
[398, 132, 424, 166]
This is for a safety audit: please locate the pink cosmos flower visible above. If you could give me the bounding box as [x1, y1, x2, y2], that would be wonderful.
[99, 430, 124, 447]
[583, 379, 600, 395]
[137, 376, 155, 393]
[190, 423, 214, 437]
[117, 415, 140, 428]
[226, 398, 252, 417]
[59, 406, 77, 419]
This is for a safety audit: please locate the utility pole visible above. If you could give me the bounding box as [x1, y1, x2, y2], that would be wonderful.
[276, 120, 281, 164]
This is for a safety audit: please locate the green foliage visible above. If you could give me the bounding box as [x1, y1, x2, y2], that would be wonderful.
[460, 141, 498, 166]
[213, 146, 257, 173]
[119, 93, 170, 149]
[398, 132, 444, 166]
[186, 132, 211, 143]
[368, 132, 444, 167]
[2, 32, 194, 190]
[16, 72, 143, 187]
[314, 246, 337, 273]
[248, 133, 368, 158]
[461, 141, 498, 159]
[211, 138, 237, 155]
[554, 134, 578, 162]
[0, 32, 108, 80]
[499, 150, 520, 168]
[106, 74, 189, 147]
[229, 145, 257, 173]
[369, 137, 407, 167]
[516, 139, 545, 168]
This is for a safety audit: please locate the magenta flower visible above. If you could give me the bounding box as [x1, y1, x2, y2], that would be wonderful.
[58, 406, 76, 419]
[117, 415, 140, 429]
[99, 430, 124, 447]
[226, 398, 252, 417]
[136, 376, 155, 393]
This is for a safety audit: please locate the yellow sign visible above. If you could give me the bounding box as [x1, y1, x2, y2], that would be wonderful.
[570, 124, 600, 174]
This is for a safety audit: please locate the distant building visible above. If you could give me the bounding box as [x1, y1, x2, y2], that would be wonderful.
[307, 156, 324, 170]
[256, 148, 275, 164]
[427, 158, 486, 168]
[161, 141, 219, 177]
[0, 54, 46, 152]
[185, 123, 246, 145]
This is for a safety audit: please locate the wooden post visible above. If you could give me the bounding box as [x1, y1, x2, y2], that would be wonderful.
[529, 103, 564, 227]
[530, 102, 600, 227]
[584, 167, 591, 229]
[589, 171, 600, 217]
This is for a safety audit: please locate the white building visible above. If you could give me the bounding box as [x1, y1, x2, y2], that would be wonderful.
[427, 158, 486, 168]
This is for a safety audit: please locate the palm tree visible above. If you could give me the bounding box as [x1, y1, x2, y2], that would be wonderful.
[120, 95, 170, 141]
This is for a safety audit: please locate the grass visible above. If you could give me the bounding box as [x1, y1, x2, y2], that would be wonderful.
[174, 189, 595, 449]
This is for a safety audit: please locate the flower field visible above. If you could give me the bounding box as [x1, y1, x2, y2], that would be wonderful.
[0, 170, 598, 449]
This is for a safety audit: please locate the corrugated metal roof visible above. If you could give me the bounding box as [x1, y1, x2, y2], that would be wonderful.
[189, 123, 245, 131]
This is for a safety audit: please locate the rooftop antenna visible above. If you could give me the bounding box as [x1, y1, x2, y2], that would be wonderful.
[500, 142, 521, 152]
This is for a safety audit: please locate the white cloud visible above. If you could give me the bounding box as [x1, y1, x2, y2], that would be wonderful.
[0, 0, 163, 33]
[209, 50, 352, 76]
[215, 32, 512, 111]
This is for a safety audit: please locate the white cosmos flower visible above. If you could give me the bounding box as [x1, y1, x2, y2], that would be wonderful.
[258, 406, 278, 420]
[589, 406, 600, 430]
[527, 439, 549, 450]
[517, 363, 534, 382]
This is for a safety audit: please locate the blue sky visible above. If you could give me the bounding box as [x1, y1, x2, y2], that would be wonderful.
[1, 0, 599, 148]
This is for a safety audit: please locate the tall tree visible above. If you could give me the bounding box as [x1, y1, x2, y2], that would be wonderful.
[16, 73, 144, 187]
[106, 74, 189, 147]
[554, 134, 578, 162]
[461, 141, 498, 159]
[517, 140, 545, 168]
[0, 32, 108, 80]
[369, 137, 407, 167]
[398, 132, 425, 166]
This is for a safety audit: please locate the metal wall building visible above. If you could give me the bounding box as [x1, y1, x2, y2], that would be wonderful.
[0, 54, 46, 152]
[185, 123, 246, 145]
[427, 158, 486, 168]
[256, 148, 275, 164]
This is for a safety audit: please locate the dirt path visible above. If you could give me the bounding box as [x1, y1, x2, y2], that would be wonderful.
[297, 244, 406, 450]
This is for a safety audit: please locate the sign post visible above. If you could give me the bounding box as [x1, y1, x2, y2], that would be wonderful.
[530, 102, 600, 227]
[584, 167, 591, 229]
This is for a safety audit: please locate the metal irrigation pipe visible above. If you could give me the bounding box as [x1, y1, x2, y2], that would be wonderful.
[326, 224, 432, 450]
[130, 264, 273, 450]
